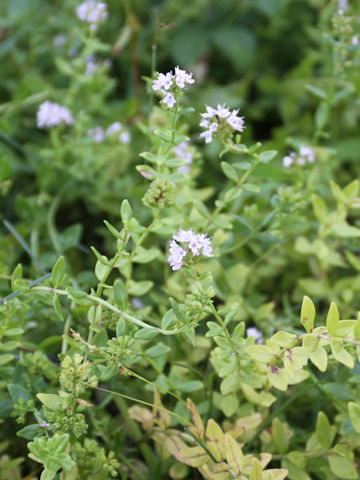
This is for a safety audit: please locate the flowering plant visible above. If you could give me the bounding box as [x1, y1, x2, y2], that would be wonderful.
[0, 1, 360, 480]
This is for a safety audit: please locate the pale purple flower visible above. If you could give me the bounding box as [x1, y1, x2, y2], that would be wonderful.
[76, 1, 108, 30]
[106, 122, 122, 135]
[162, 92, 176, 108]
[352, 36, 359, 46]
[119, 131, 131, 144]
[283, 154, 294, 168]
[299, 145, 315, 163]
[88, 126, 105, 143]
[37, 101, 73, 128]
[152, 67, 195, 109]
[199, 103, 245, 143]
[173, 142, 193, 173]
[172, 229, 213, 259]
[132, 298, 144, 309]
[168, 240, 186, 271]
[338, 0, 348, 10]
[246, 327, 263, 344]
[40, 421, 50, 428]
[53, 34, 66, 48]
[85, 56, 100, 76]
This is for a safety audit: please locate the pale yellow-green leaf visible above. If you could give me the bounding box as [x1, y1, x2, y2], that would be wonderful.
[201, 463, 229, 480]
[245, 345, 274, 363]
[328, 455, 357, 479]
[269, 331, 297, 348]
[302, 333, 319, 353]
[354, 313, 360, 340]
[326, 302, 339, 337]
[249, 457, 262, 480]
[206, 419, 225, 462]
[224, 433, 243, 475]
[315, 412, 336, 449]
[300, 296, 315, 333]
[268, 368, 287, 391]
[272, 418, 289, 454]
[343, 179, 359, 199]
[330, 339, 354, 369]
[241, 383, 260, 404]
[287, 451, 306, 469]
[175, 447, 209, 468]
[312, 194, 328, 222]
[309, 347, 328, 372]
[186, 398, 204, 439]
[348, 402, 360, 434]
[262, 469, 288, 480]
[258, 391, 276, 408]
[330, 180, 347, 203]
[286, 369, 309, 385]
[220, 394, 239, 417]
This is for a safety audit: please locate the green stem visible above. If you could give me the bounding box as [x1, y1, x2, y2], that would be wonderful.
[31, 286, 182, 335]
[114, 395, 157, 473]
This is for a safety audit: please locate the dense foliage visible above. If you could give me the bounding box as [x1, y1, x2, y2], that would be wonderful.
[1, 0, 360, 479]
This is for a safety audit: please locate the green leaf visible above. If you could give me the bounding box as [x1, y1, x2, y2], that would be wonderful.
[300, 296, 315, 333]
[11, 264, 23, 292]
[243, 183, 260, 193]
[272, 418, 289, 454]
[116, 318, 126, 337]
[0, 354, 14, 366]
[306, 84, 328, 99]
[245, 345, 274, 363]
[145, 342, 171, 357]
[330, 181, 347, 203]
[53, 294, 64, 322]
[326, 302, 339, 337]
[259, 150, 277, 163]
[0, 155, 11, 180]
[354, 313, 360, 340]
[221, 161, 239, 182]
[133, 247, 159, 263]
[250, 458, 263, 480]
[93, 328, 108, 347]
[51, 256, 65, 287]
[113, 279, 128, 311]
[120, 199, 132, 223]
[177, 381, 203, 393]
[268, 368, 288, 391]
[315, 412, 336, 449]
[17, 424, 44, 440]
[328, 454, 357, 479]
[315, 101, 329, 130]
[134, 328, 159, 340]
[311, 194, 327, 223]
[103, 220, 123, 239]
[8, 384, 32, 402]
[95, 259, 110, 282]
[348, 402, 360, 433]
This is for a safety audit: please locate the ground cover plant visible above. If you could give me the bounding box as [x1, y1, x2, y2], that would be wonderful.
[1, 0, 360, 479]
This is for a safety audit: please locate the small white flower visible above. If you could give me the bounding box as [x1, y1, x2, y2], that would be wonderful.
[283, 153, 295, 168]
[88, 126, 105, 143]
[152, 72, 174, 92]
[119, 131, 131, 144]
[76, 1, 108, 29]
[199, 130, 214, 144]
[216, 103, 231, 119]
[168, 240, 186, 271]
[37, 101, 73, 128]
[226, 110, 245, 132]
[162, 92, 176, 108]
[171, 229, 213, 265]
[174, 66, 195, 88]
[201, 105, 217, 119]
[246, 327, 263, 344]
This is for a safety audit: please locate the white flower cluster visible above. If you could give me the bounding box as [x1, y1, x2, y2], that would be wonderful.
[76, 1, 108, 30]
[87, 121, 131, 144]
[199, 104, 245, 144]
[168, 229, 213, 271]
[152, 66, 195, 108]
[173, 142, 193, 174]
[37, 101, 73, 128]
[283, 145, 315, 168]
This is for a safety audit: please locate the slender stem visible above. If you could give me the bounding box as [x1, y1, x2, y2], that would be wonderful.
[0, 273, 51, 306]
[114, 395, 157, 473]
[31, 286, 182, 335]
